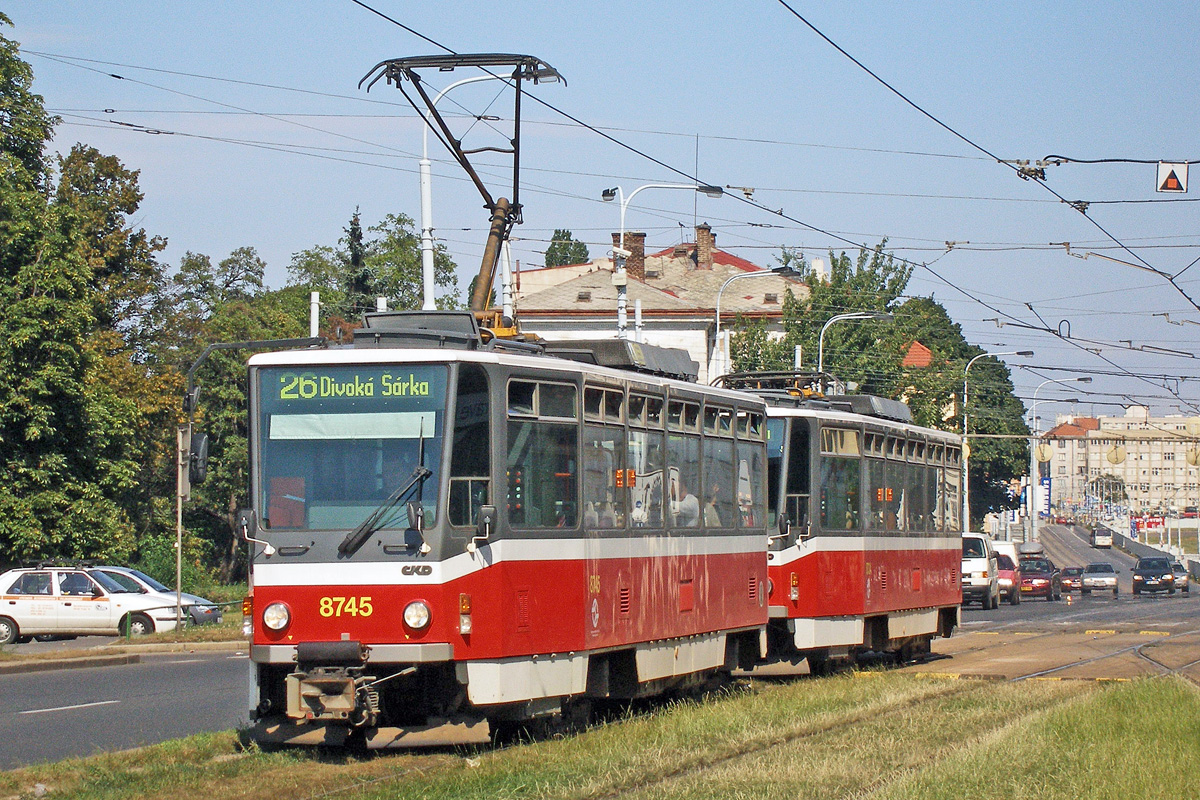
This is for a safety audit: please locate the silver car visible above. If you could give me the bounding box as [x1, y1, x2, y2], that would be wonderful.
[88, 566, 223, 626]
[1172, 562, 1191, 594]
[1081, 562, 1119, 596]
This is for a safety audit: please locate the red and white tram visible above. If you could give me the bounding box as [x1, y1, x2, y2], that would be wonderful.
[244, 312, 770, 747]
[720, 372, 962, 670]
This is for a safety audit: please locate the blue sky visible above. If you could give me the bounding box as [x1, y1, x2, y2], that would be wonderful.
[9, 1, 1200, 419]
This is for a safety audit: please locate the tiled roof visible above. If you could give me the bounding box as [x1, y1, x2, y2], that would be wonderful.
[901, 340, 933, 368]
[517, 248, 805, 315]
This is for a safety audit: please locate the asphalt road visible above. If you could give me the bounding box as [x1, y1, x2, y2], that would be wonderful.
[0, 651, 248, 770]
[962, 523, 1193, 625]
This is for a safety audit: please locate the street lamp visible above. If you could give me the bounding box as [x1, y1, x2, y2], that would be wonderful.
[602, 183, 723, 339]
[962, 350, 1033, 530]
[816, 311, 894, 385]
[712, 264, 801, 379]
[1028, 376, 1092, 541]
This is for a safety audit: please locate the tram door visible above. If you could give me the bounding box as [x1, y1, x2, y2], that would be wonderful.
[785, 419, 812, 542]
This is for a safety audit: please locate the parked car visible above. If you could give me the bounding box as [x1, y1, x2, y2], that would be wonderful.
[1081, 562, 1119, 596]
[1061, 566, 1084, 593]
[995, 553, 1022, 605]
[962, 533, 1001, 609]
[1132, 557, 1176, 595]
[88, 566, 223, 626]
[1019, 556, 1062, 601]
[1171, 561, 1190, 594]
[0, 566, 180, 644]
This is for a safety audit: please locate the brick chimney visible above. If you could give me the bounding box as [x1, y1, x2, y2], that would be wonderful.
[613, 231, 646, 281]
[695, 223, 715, 269]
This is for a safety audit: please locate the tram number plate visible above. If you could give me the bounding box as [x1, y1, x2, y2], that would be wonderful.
[318, 596, 374, 617]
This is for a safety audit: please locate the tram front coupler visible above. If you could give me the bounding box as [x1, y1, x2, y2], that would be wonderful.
[286, 641, 379, 728]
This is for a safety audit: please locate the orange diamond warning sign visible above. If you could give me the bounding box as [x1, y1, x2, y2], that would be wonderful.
[1157, 162, 1188, 193]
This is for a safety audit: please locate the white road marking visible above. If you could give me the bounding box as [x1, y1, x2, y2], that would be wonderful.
[20, 699, 120, 715]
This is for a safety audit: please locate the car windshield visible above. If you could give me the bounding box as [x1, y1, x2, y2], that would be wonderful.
[1085, 563, 1114, 574]
[1022, 559, 1052, 573]
[962, 538, 986, 558]
[1138, 558, 1170, 570]
[88, 569, 130, 594]
[996, 554, 1015, 570]
[1063, 567, 1083, 576]
[123, 568, 171, 592]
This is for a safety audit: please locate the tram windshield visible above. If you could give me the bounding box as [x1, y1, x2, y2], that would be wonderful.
[256, 364, 447, 531]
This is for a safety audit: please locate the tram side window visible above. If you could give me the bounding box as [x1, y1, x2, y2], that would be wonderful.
[766, 418, 785, 528]
[867, 458, 888, 530]
[885, 460, 906, 531]
[820, 457, 860, 531]
[702, 437, 734, 527]
[926, 465, 942, 533]
[508, 421, 578, 528]
[736, 439, 765, 528]
[449, 365, 490, 528]
[583, 425, 626, 528]
[506, 379, 578, 529]
[944, 467, 962, 531]
[667, 433, 701, 528]
[627, 428, 664, 527]
[907, 465, 928, 531]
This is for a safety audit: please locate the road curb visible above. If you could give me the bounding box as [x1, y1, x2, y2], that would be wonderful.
[0, 639, 247, 675]
[0, 654, 142, 674]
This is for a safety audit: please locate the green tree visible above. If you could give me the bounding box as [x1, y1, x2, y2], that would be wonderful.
[287, 210, 459, 321]
[544, 228, 589, 267]
[0, 18, 140, 562]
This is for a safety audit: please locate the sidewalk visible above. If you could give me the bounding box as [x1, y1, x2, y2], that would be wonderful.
[0, 639, 247, 675]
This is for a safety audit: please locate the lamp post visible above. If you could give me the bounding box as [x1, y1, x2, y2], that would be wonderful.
[602, 183, 723, 339]
[962, 350, 1033, 530]
[816, 312, 894, 390]
[1028, 376, 1092, 541]
[712, 265, 800, 379]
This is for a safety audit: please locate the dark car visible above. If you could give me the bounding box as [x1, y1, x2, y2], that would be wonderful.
[1019, 556, 1062, 601]
[1132, 557, 1176, 595]
[1061, 566, 1083, 593]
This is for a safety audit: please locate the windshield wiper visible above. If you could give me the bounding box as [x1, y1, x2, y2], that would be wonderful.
[338, 465, 433, 557]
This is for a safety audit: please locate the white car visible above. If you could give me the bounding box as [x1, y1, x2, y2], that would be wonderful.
[962, 533, 1000, 609]
[0, 566, 180, 644]
[89, 566, 223, 626]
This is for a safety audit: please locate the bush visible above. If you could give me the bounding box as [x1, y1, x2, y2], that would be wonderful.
[134, 533, 216, 593]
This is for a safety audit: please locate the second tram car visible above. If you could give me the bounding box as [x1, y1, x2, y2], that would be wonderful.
[243, 313, 770, 747]
[720, 373, 962, 670]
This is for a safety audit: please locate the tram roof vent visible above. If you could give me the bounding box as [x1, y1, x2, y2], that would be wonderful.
[833, 394, 913, 423]
[542, 339, 699, 382]
[355, 310, 484, 350]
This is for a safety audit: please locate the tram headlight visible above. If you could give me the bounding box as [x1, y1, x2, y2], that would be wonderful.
[262, 601, 291, 631]
[404, 600, 432, 630]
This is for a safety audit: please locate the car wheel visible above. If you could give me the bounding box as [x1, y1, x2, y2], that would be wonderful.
[1133, 587, 1140, 595]
[1046, 591, 1054, 601]
[1169, 587, 1176, 595]
[1113, 587, 1119, 597]
[1009, 590, 1020, 606]
[1082, 588, 1091, 595]
[0, 616, 18, 645]
[126, 612, 154, 636]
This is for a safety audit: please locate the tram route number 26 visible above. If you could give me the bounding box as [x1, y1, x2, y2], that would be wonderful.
[319, 596, 374, 617]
